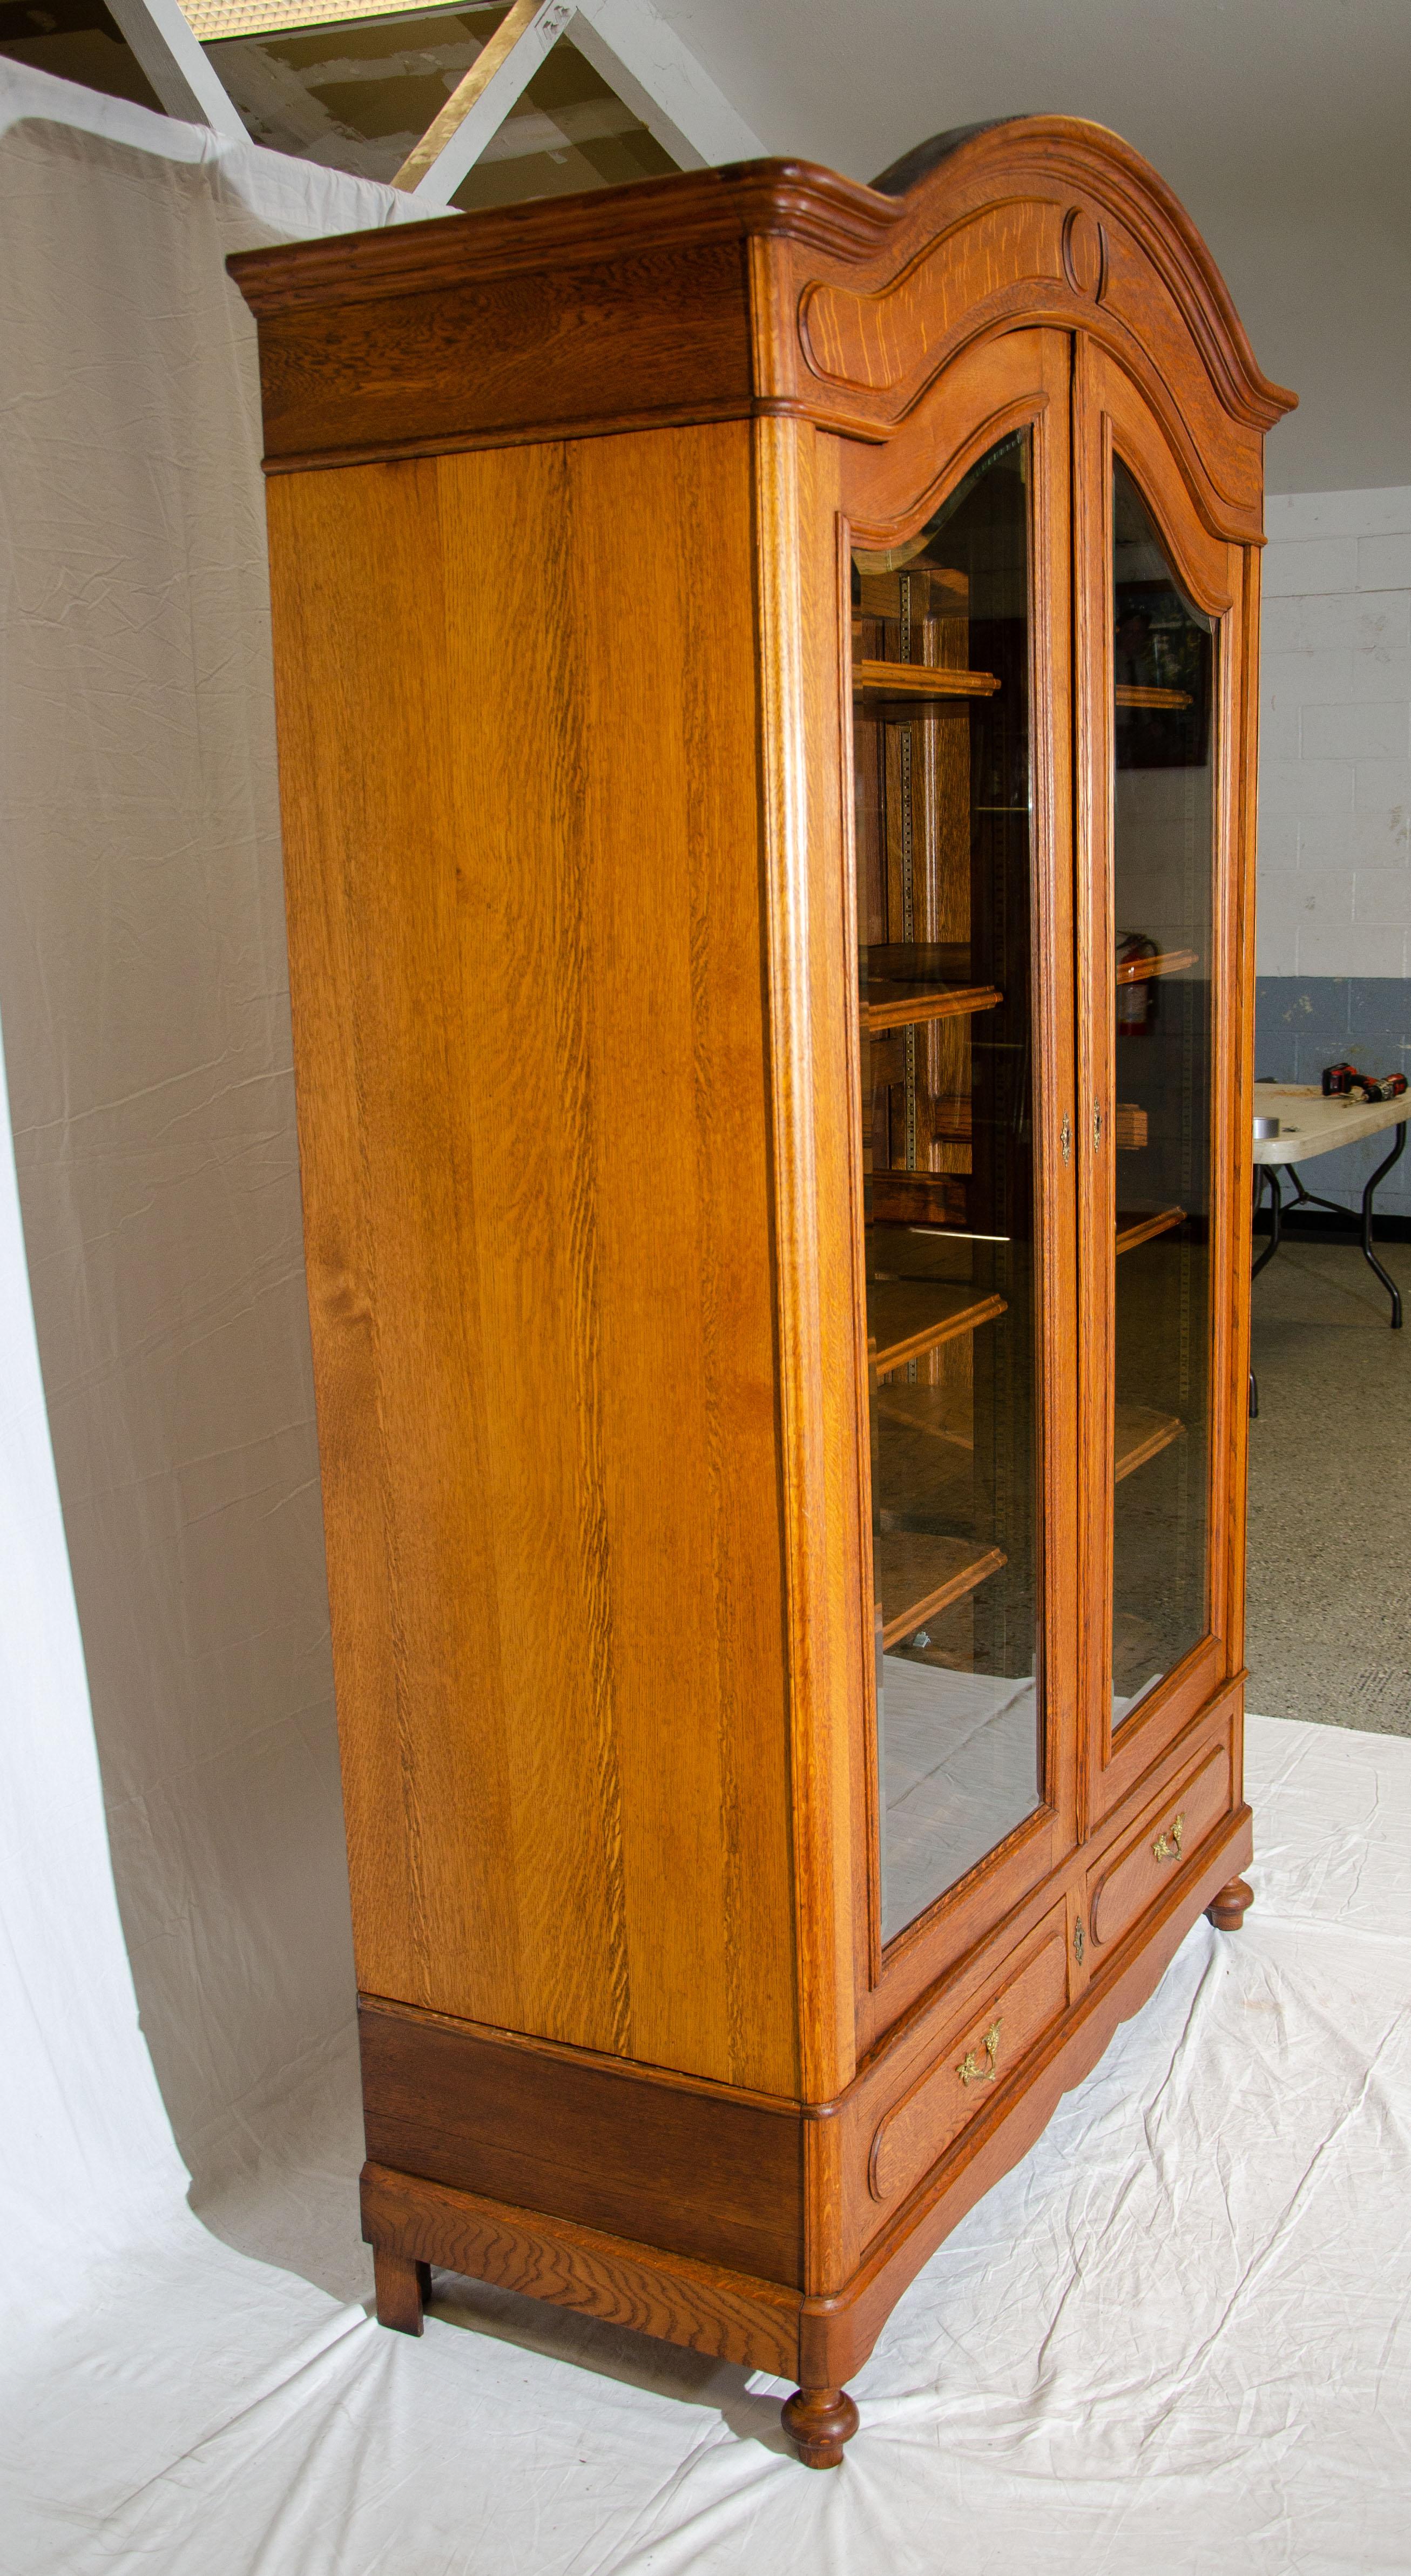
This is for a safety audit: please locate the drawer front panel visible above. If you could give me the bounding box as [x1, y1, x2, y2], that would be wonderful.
[1088, 1735, 1231, 1953]
[867, 1921, 1069, 2208]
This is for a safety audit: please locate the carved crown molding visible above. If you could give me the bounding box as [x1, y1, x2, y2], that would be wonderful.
[228, 118, 1293, 482]
[787, 118, 1294, 440]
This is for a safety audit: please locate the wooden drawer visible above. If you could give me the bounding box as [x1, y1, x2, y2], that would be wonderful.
[1088, 1732, 1232, 1956]
[863, 1910, 1069, 2213]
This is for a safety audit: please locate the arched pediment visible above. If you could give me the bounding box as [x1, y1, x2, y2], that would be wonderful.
[762, 117, 1294, 540]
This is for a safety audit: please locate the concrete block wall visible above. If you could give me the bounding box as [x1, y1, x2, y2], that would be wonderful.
[1255, 487, 1411, 1217]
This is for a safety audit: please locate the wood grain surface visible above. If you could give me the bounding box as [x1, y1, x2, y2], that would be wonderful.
[229, 122, 1293, 489]
[867, 1927, 1068, 2206]
[243, 117, 1292, 2428]
[361, 2160, 805, 2376]
[267, 423, 798, 2093]
[360, 1998, 806, 2285]
[1088, 1732, 1232, 1949]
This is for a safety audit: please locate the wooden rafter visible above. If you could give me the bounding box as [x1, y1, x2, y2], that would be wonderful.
[393, 0, 573, 195]
[571, 0, 761, 173]
[394, 0, 762, 207]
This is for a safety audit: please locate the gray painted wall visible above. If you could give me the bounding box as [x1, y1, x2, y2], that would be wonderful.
[1255, 486, 1411, 1217]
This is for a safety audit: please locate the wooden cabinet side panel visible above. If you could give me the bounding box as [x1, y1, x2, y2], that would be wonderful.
[265, 424, 799, 2093]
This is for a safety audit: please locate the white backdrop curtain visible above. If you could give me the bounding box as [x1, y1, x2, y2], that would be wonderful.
[0, 66, 428, 2213]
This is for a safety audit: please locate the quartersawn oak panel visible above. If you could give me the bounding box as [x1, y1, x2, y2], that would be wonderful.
[361, 2161, 805, 2377]
[802, 199, 1069, 392]
[360, 2001, 806, 2287]
[266, 422, 798, 2094]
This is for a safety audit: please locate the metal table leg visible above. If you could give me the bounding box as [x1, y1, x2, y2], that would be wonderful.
[1251, 1124, 1405, 1326]
[1251, 1164, 1282, 1281]
[1282, 1165, 1355, 1222]
[1361, 1121, 1406, 1327]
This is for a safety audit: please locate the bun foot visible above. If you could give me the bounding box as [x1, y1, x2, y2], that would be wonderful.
[1206, 1875, 1253, 1931]
[781, 2384, 860, 2469]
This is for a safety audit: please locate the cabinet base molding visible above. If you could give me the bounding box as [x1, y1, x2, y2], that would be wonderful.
[360, 2160, 804, 2377]
[361, 1802, 1252, 2462]
[359, 1994, 806, 2288]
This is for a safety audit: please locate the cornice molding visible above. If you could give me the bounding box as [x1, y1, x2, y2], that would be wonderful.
[228, 159, 903, 315]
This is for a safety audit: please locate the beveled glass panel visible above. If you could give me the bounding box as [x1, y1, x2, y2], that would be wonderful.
[1110, 461, 1216, 1722]
[852, 432, 1042, 1946]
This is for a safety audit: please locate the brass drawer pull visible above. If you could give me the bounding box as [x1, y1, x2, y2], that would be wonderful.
[1152, 1811, 1184, 1863]
[957, 2017, 1002, 2085]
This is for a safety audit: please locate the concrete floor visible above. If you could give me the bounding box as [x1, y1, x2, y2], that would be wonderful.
[1247, 1233, 1411, 1735]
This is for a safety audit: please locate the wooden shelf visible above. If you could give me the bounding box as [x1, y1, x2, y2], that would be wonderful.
[864, 982, 1003, 1033]
[869, 1168, 968, 1228]
[1116, 946, 1198, 985]
[1114, 1402, 1183, 1483]
[1116, 1206, 1185, 1256]
[868, 1282, 1007, 1374]
[876, 1531, 1007, 1648]
[855, 659, 1000, 704]
[1115, 683, 1192, 710]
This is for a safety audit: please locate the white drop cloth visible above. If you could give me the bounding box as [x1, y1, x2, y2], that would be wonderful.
[4, 1607, 1408, 2572]
[0, 67, 1407, 2576]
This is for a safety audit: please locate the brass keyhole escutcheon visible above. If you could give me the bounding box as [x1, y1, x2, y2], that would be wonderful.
[957, 2017, 1002, 2086]
[1074, 1916, 1085, 1965]
[1152, 1811, 1185, 1863]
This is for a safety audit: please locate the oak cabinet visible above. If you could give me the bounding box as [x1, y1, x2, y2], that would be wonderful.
[231, 116, 1293, 2468]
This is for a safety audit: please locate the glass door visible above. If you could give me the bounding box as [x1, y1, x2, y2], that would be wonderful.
[847, 332, 1078, 1979]
[1109, 461, 1216, 1725]
[1077, 346, 1244, 1820]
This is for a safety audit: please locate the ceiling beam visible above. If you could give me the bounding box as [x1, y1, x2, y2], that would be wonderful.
[398, 0, 763, 208]
[570, 0, 761, 172]
[105, 0, 248, 139]
[394, 0, 575, 200]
